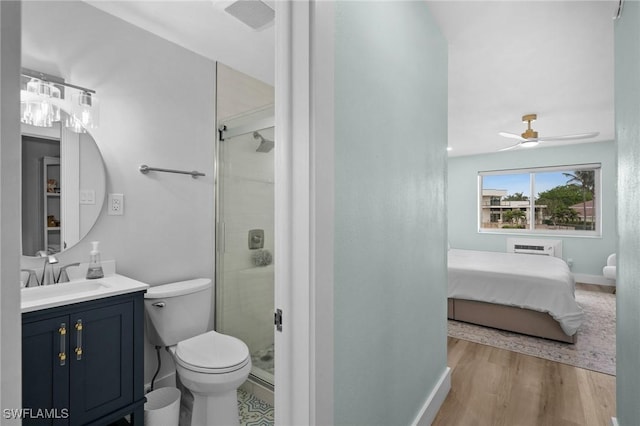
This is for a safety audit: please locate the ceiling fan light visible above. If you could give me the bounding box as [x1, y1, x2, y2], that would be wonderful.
[498, 113, 599, 152]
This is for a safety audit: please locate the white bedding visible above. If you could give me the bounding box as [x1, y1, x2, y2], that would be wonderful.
[448, 249, 583, 336]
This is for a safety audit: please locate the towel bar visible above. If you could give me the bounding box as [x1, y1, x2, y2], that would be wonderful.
[139, 164, 205, 179]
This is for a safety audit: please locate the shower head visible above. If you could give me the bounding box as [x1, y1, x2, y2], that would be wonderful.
[253, 131, 274, 153]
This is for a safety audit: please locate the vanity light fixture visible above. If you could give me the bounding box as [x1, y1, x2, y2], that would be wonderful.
[67, 92, 100, 132]
[20, 68, 99, 133]
[21, 78, 61, 128]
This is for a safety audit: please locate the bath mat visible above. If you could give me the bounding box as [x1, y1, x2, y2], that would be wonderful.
[448, 287, 616, 375]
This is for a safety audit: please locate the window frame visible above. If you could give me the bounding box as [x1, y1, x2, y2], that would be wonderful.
[477, 163, 602, 237]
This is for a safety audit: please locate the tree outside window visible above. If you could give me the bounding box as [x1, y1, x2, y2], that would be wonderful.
[479, 165, 600, 235]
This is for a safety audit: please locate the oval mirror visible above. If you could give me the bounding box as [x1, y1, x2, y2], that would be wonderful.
[21, 119, 105, 257]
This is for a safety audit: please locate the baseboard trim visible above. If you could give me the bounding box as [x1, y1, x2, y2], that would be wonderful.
[411, 367, 451, 426]
[574, 273, 615, 287]
[611, 417, 619, 426]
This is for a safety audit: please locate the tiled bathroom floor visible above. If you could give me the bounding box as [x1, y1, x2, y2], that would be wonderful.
[238, 388, 274, 426]
[111, 388, 274, 425]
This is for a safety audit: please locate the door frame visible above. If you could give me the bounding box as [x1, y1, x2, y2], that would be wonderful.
[274, 1, 335, 424]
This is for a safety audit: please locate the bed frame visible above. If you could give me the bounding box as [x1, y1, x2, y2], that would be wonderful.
[448, 298, 577, 344]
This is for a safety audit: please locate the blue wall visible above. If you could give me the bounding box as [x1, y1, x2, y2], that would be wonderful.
[448, 141, 617, 277]
[334, 2, 448, 424]
[615, 2, 640, 424]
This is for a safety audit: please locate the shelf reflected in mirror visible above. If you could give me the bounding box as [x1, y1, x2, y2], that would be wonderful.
[21, 120, 105, 257]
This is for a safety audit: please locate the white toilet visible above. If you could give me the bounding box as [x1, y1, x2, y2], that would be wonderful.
[144, 278, 251, 426]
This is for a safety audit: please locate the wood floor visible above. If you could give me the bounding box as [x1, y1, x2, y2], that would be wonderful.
[576, 282, 616, 294]
[433, 337, 616, 426]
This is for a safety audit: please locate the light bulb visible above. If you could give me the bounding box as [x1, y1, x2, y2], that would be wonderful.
[521, 141, 539, 148]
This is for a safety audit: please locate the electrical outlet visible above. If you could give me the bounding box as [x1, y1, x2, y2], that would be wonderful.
[108, 193, 124, 216]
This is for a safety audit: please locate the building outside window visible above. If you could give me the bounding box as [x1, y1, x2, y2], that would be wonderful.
[478, 164, 601, 236]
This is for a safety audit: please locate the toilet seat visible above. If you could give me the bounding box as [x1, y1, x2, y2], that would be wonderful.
[175, 331, 250, 374]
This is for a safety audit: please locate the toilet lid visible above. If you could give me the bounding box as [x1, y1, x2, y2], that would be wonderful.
[175, 331, 250, 373]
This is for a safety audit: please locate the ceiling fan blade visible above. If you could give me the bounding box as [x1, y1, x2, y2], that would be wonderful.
[537, 132, 600, 142]
[498, 131, 525, 141]
[498, 142, 521, 152]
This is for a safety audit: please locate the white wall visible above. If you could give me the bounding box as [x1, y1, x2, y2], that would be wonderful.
[21, 1, 216, 385]
[78, 133, 105, 237]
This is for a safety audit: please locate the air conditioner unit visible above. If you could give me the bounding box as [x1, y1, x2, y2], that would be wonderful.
[507, 238, 562, 258]
[513, 244, 554, 256]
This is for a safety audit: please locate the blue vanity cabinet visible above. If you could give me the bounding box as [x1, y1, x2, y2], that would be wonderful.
[22, 315, 71, 425]
[22, 292, 146, 426]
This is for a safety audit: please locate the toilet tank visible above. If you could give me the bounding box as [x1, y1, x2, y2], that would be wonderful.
[144, 278, 213, 347]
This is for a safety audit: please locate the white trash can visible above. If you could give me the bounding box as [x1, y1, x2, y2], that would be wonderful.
[144, 387, 181, 426]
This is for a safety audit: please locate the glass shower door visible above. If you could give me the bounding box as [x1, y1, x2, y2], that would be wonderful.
[217, 113, 275, 387]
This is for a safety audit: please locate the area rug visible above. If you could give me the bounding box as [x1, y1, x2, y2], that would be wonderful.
[447, 288, 616, 375]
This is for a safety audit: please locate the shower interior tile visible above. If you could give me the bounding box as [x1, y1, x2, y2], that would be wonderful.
[221, 216, 274, 272]
[220, 267, 274, 353]
[223, 250, 273, 272]
[224, 219, 274, 250]
[223, 132, 274, 183]
[223, 177, 274, 217]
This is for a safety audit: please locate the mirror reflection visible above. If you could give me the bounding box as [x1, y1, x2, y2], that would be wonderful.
[21, 121, 105, 257]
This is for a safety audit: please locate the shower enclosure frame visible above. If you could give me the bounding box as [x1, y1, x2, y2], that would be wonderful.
[214, 103, 275, 391]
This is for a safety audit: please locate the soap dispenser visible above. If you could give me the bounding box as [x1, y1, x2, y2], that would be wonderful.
[86, 241, 104, 279]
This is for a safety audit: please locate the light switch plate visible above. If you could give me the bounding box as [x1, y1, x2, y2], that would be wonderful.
[80, 190, 95, 205]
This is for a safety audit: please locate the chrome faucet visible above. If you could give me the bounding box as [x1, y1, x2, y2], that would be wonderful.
[56, 263, 81, 284]
[36, 251, 59, 285]
[21, 269, 39, 287]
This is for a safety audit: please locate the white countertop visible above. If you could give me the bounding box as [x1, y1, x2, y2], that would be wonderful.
[21, 273, 149, 313]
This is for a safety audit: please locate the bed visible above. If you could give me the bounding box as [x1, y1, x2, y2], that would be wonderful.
[447, 249, 583, 343]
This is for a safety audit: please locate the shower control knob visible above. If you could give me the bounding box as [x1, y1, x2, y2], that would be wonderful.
[248, 229, 265, 250]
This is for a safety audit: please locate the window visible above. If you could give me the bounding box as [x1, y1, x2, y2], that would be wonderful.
[478, 164, 601, 236]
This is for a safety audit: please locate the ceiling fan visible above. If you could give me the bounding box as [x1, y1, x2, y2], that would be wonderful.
[498, 114, 599, 151]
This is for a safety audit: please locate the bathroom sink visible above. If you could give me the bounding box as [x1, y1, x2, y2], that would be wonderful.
[21, 280, 110, 304]
[21, 274, 149, 313]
